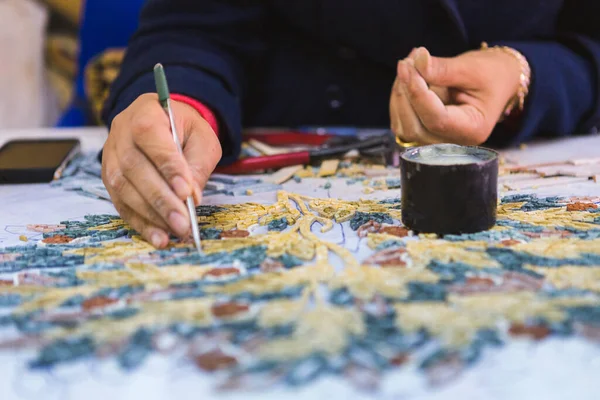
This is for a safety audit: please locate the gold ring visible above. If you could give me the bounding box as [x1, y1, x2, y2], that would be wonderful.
[395, 136, 419, 148]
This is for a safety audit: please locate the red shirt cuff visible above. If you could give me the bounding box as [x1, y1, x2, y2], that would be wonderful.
[171, 94, 219, 138]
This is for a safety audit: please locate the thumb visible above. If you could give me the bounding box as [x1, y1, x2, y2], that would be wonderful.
[413, 47, 469, 88]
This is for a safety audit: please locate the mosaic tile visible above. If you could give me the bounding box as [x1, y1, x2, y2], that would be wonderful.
[1, 192, 600, 392]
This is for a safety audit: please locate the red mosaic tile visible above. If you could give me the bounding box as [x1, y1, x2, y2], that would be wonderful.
[211, 302, 250, 318]
[194, 349, 238, 372]
[363, 247, 406, 267]
[82, 296, 119, 311]
[508, 323, 550, 340]
[379, 226, 409, 238]
[42, 235, 74, 244]
[357, 221, 382, 238]
[203, 267, 241, 278]
[566, 202, 598, 212]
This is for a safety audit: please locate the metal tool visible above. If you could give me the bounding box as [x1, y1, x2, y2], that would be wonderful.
[215, 132, 399, 174]
[153, 63, 202, 253]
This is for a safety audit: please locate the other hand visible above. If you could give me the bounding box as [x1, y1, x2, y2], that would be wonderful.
[390, 46, 522, 145]
[101, 93, 222, 248]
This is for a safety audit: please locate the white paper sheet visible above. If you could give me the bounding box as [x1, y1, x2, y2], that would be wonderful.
[501, 133, 600, 166]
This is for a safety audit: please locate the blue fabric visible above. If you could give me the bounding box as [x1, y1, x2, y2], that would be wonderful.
[102, 0, 600, 163]
[57, 0, 145, 127]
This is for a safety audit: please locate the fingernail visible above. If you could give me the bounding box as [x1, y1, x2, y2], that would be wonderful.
[150, 231, 165, 248]
[414, 47, 430, 72]
[169, 211, 189, 234]
[171, 176, 191, 199]
[413, 47, 426, 61]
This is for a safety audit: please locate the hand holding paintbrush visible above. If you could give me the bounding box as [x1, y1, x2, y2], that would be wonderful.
[100, 66, 221, 249]
[153, 63, 203, 253]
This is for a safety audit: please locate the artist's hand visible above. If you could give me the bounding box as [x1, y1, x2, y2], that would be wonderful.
[390, 47, 522, 145]
[102, 93, 222, 248]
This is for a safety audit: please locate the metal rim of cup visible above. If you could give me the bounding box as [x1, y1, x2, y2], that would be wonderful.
[400, 143, 499, 167]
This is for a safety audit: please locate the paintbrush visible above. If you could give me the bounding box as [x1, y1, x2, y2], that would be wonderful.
[153, 63, 202, 254]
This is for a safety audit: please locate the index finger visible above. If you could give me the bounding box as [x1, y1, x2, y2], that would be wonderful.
[129, 101, 197, 200]
[405, 64, 490, 145]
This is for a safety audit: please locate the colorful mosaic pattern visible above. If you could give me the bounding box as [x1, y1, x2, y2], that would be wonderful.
[1, 192, 600, 390]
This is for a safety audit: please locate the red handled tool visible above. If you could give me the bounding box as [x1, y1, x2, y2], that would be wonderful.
[215, 135, 391, 174]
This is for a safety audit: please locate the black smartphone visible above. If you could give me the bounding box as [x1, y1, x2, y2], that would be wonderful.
[0, 139, 81, 184]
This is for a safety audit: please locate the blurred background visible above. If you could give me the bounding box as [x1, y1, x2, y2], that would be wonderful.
[0, 0, 145, 129]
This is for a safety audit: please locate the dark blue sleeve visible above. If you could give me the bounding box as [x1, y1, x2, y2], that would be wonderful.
[492, 0, 600, 144]
[101, 0, 267, 164]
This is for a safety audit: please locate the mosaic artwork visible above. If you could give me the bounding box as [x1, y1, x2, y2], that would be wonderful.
[2, 191, 600, 392]
[51, 152, 285, 201]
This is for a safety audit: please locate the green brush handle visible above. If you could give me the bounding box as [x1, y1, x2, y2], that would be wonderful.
[153, 63, 170, 107]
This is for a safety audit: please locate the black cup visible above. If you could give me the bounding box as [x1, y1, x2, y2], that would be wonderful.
[400, 144, 499, 235]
